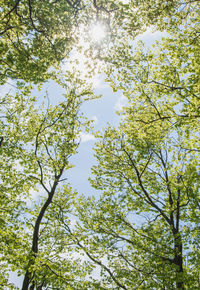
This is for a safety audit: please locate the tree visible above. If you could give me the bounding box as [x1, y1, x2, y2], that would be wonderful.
[0, 75, 96, 289]
[0, 1, 122, 288]
[1, 0, 200, 289]
[75, 125, 200, 288]
[70, 6, 200, 289]
[21, 91, 80, 289]
[0, 1, 120, 287]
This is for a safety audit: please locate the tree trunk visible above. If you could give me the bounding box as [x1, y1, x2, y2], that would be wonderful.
[21, 178, 60, 290]
[173, 232, 184, 289]
[21, 271, 31, 290]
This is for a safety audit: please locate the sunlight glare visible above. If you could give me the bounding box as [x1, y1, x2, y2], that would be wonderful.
[90, 23, 106, 43]
[62, 22, 107, 90]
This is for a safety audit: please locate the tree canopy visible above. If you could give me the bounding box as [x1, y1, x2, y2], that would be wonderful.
[0, 0, 200, 289]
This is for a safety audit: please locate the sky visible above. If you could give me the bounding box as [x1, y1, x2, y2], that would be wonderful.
[6, 26, 166, 287]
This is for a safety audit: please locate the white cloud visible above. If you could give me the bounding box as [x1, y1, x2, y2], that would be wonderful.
[114, 94, 128, 111]
[79, 132, 95, 143]
[24, 187, 47, 207]
[136, 28, 167, 46]
[91, 115, 98, 125]
[120, 0, 130, 3]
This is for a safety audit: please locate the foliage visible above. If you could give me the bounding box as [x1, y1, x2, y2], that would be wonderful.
[72, 5, 200, 289]
[0, 0, 120, 84]
[0, 0, 77, 84]
[2, 0, 198, 84]
[0, 0, 200, 289]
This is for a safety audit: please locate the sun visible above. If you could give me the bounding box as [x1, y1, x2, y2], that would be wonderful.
[63, 21, 107, 89]
[90, 22, 106, 43]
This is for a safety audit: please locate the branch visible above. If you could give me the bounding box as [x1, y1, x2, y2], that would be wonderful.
[93, 0, 118, 13]
[28, 0, 45, 33]
[122, 147, 172, 226]
[1, 0, 21, 21]
[61, 214, 127, 289]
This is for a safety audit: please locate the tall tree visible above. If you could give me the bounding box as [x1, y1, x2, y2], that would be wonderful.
[70, 6, 200, 289]
[75, 124, 200, 288]
[0, 1, 120, 288]
[0, 76, 95, 289]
